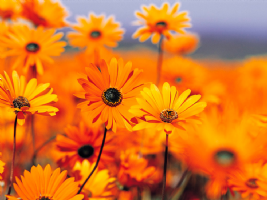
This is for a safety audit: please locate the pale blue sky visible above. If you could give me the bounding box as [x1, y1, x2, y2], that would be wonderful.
[62, 0, 267, 40]
[61, 0, 267, 59]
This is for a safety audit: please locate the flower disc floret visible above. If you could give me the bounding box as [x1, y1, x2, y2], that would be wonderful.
[90, 30, 101, 38]
[160, 109, 178, 123]
[102, 87, 123, 107]
[156, 21, 167, 27]
[246, 178, 258, 189]
[214, 150, 236, 167]
[78, 145, 95, 159]
[38, 197, 51, 200]
[13, 96, 30, 109]
[25, 42, 40, 53]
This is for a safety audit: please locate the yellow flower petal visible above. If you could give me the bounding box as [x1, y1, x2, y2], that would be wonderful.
[173, 89, 191, 110]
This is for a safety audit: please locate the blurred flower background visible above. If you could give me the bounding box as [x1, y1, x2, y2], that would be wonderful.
[1, 0, 267, 200]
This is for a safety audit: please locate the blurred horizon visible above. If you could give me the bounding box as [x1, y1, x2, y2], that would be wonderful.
[61, 0, 267, 59]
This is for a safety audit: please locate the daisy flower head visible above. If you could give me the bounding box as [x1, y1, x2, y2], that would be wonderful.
[132, 2, 191, 44]
[6, 164, 84, 200]
[0, 71, 58, 125]
[21, 0, 68, 28]
[75, 57, 145, 132]
[238, 58, 267, 91]
[68, 13, 124, 54]
[176, 112, 267, 199]
[161, 57, 207, 91]
[130, 82, 207, 134]
[73, 160, 116, 199]
[0, 24, 66, 75]
[228, 162, 267, 200]
[56, 122, 116, 169]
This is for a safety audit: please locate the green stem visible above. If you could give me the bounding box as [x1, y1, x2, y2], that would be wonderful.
[6, 115, 18, 198]
[77, 127, 107, 194]
[162, 134, 169, 200]
[31, 115, 36, 165]
[31, 64, 37, 165]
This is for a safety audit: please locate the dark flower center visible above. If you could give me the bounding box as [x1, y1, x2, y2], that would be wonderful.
[160, 109, 178, 123]
[13, 96, 30, 109]
[90, 30, 101, 38]
[122, 186, 130, 191]
[38, 197, 51, 200]
[214, 150, 235, 167]
[176, 77, 182, 83]
[26, 43, 40, 53]
[246, 178, 259, 189]
[156, 21, 167, 27]
[78, 145, 94, 159]
[102, 88, 123, 107]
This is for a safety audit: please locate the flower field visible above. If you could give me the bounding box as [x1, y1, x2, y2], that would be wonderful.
[1, 1, 267, 200]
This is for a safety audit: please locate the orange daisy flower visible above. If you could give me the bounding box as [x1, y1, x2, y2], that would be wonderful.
[228, 162, 267, 200]
[0, 70, 58, 125]
[130, 82, 207, 134]
[161, 57, 207, 92]
[0, 0, 21, 20]
[132, 3, 191, 44]
[0, 153, 4, 180]
[56, 122, 116, 169]
[6, 164, 84, 200]
[73, 160, 116, 199]
[238, 58, 267, 90]
[75, 57, 145, 132]
[162, 33, 199, 55]
[21, 0, 68, 28]
[174, 112, 267, 199]
[0, 24, 66, 75]
[68, 13, 124, 54]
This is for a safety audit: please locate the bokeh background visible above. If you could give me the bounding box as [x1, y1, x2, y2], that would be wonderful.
[62, 0, 267, 59]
